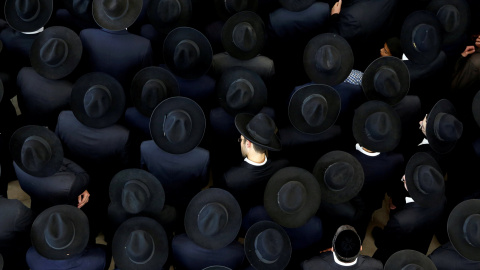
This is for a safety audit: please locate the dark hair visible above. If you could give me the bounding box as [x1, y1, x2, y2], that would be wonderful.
[333, 226, 361, 263]
[251, 141, 267, 154]
[386, 37, 403, 59]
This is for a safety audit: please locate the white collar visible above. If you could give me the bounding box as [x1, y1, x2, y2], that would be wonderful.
[405, 196, 415, 204]
[356, 144, 380, 156]
[333, 252, 358, 266]
[402, 54, 409, 61]
[418, 138, 429, 146]
[22, 27, 44, 35]
[244, 156, 267, 166]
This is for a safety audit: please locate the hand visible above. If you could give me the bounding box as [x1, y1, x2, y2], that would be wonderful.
[476, 36, 480, 48]
[331, 0, 342, 15]
[461, 45, 475, 57]
[77, 190, 90, 208]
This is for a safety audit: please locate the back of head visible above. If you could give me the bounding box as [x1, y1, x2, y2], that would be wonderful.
[386, 37, 403, 59]
[332, 225, 361, 263]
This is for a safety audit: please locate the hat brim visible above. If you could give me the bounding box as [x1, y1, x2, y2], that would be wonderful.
[213, 0, 258, 21]
[10, 125, 64, 177]
[384, 249, 437, 270]
[148, 0, 192, 34]
[31, 205, 89, 260]
[279, 0, 316, 11]
[5, 0, 53, 32]
[447, 199, 480, 261]
[235, 113, 282, 151]
[184, 188, 242, 250]
[426, 99, 458, 154]
[427, 0, 470, 44]
[92, 0, 143, 31]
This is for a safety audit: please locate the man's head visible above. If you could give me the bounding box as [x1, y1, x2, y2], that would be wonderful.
[332, 225, 361, 263]
[380, 37, 403, 58]
[239, 135, 266, 158]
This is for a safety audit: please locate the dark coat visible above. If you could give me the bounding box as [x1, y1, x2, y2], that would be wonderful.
[428, 241, 480, 270]
[26, 245, 107, 270]
[302, 252, 383, 270]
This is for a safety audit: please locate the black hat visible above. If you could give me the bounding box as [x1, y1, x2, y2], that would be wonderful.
[427, 0, 470, 44]
[203, 267, 232, 270]
[288, 84, 341, 134]
[278, 0, 316, 11]
[401, 10, 442, 65]
[221, 11, 265, 60]
[264, 167, 321, 228]
[362, 56, 410, 105]
[352, 100, 402, 152]
[150, 96, 205, 154]
[10, 125, 63, 177]
[405, 152, 445, 207]
[313, 151, 364, 204]
[472, 90, 480, 128]
[30, 26, 83, 80]
[426, 99, 463, 154]
[447, 199, 480, 261]
[130, 66, 179, 117]
[217, 66, 267, 116]
[384, 249, 437, 270]
[303, 33, 354, 86]
[213, 0, 258, 21]
[244, 221, 292, 270]
[163, 27, 213, 80]
[31, 205, 89, 260]
[235, 113, 281, 151]
[60, 0, 95, 26]
[92, 0, 143, 31]
[4, 0, 53, 32]
[148, 0, 192, 34]
[184, 188, 242, 250]
[112, 217, 169, 270]
[332, 225, 361, 263]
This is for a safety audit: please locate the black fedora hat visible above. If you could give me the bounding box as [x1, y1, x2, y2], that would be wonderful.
[163, 27, 213, 80]
[221, 11, 265, 60]
[279, 0, 316, 11]
[352, 100, 402, 152]
[184, 188, 242, 250]
[112, 217, 169, 270]
[384, 249, 437, 270]
[427, 0, 470, 45]
[130, 66, 179, 117]
[31, 205, 89, 260]
[92, 0, 143, 31]
[235, 113, 281, 151]
[264, 167, 321, 228]
[362, 56, 410, 105]
[150, 96, 205, 154]
[313, 151, 364, 204]
[405, 152, 444, 207]
[401, 10, 442, 65]
[447, 199, 480, 261]
[332, 225, 361, 263]
[303, 33, 354, 86]
[217, 66, 267, 116]
[214, 0, 258, 21]
[148, 0, 192, 35]
[472, 90, 480, 128]
[5, 0, 53, 32]
[30, 26, 83, 80]
[288, 84, 341, 134]
[244, 221, 292, 270]
[10, 125, 63, 177]
[426, 99, 463, 154]
[71, 72, 126, 129]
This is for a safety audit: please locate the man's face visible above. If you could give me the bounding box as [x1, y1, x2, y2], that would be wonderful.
[380, 43, 392, 57]
[239, 135, 248, 158]
[419, 114, 427, 136]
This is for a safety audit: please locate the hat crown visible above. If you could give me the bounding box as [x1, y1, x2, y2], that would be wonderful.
[83, 85, 112, 119]
[155, 0, 181, 23]
[277, 181, 307, 214]
[173, 40, 200, 70]
[412, 24, 435, 53]
[21, 135, 52, 172]
[102, 0, 129, 20]
[315, 45, 341, 73]
[197, 202, 228, 236]
[324, 162, 353, 191]
[232, 22, 256, 52]
[246, 113, 277, 145]
[364, 111, 392, 142]
[373, 67, 401, 98]
[40, 38, 68, 67]
[15, 0, 41, 22]
[433, 113, 463, 142]
[142, 79, 167, 112]
[301, 94, 328, 127]
[413, 165, 444, 195]
[401, 264, 424, 270]
[225, 0, 248, 13]
[226, 78, 254, 109]
[254, 228, 283, 263]
[463, 214, 480, 248]
[437, 5, 459, 32]
[163, 109, 192, 143]
[126, 230, 155, 264]
[44, 213, 76, 250]
[122, 180, 151, 214]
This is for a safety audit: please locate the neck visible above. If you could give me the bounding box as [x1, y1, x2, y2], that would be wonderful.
[362, 147, 374, 153]
[247, 152, 266, 163]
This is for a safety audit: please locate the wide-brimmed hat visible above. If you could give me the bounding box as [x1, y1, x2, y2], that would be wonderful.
[427, 0, 470, 44]
[405, 152, 444, 207]
[401, 10, 442, 65]
[10, 125, 63, 177]
[384, 249, 437, 270]
[5, 0, 53, 32]
[214, 0, 258, 21]
[71, 72, 126, 129]
[31, 205, 89, 260]
[92, 0, 143, 31]
[130, 66, 179, 117]
[447, 199, 480, 261]
[264, 167, 321, 228]
[112, 217, 169, 270]
[184, 188, 242, 250]
[235, 113, 281, 151]
[217, 66, 267, 115]
[362, 56, 410, 105]
[61, 0, 95, 25]
[352, 100, 402, 152]
[30, 26, 83, 80]
[426, 99, 463, 154]
[288, 84, 341, 134]
[332, 225, 361, 263]
[148, 0, 192, 34]
[303, 33, 354, 86]
[163, 27, 213, 80]
[221, 11, 265, 60]
[244, 221, 292, 270]
[472, 90, 480, 128]
[150, 96, 205, 154]
[278, 0, 316, 11]
[313, 151, 364, 204]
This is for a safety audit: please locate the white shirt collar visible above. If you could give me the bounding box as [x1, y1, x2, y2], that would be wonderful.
[22, 27, 44, 34]
[405, 196, 415, 204]
[402, 54, 409, 61]
[418, 138, 429, 146]
[333, 252, 358, 266]
[244, 156, 267, 166]
[356, 144, 380, 156]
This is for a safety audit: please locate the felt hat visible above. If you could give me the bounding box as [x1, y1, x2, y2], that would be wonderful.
[264, 167, 321, 228]
[447, 199, 480, 261]
[150, 96, 205, 154]
[130, 66, 179, 117]
[426, 99, 463, 154]
[313, 151, 364, 204]
[10, 125, 63, 177]
[4, 0, 53, 32]
[30, 26, 83, 80]
[427, 0, 470, 44]
[148, 0, 192, 34]
[278, 0, 316, 11]
[31, 205, 89, 260]
[384, 249, 437, 270]
[235, 113, 281, 151]
[332, 225, 361, 263]
[352, 100, 402, 152]
[92, 0, 143, 31]
[362, 56, 410, 105]
[244, 221, 292, 270]
[303, 33, 354, 86]
[213, 0, 258, 21]
[184, 188, 242, 250]
[288, 84, 341, 134]
[472, 90, 480, 128]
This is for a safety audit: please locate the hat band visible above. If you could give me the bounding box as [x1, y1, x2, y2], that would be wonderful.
[246, 125, 270, 144]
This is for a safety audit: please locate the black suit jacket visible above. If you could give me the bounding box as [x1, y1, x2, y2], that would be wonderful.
[429, 241, 480, 270]
[302, 252, 383, 270]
